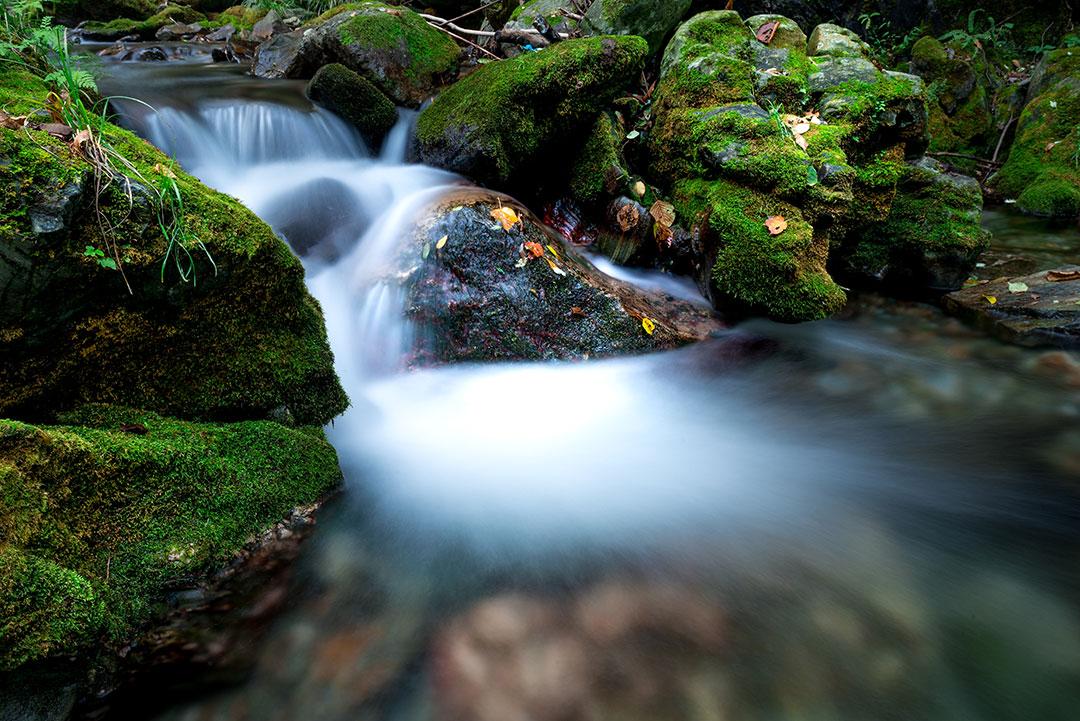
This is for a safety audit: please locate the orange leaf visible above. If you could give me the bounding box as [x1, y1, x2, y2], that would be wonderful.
[524, 241, 544, 258]
[490, 205, 521, 231]
[1047, 269, 1080, 282]
[764, 215, 788, 235]
[756, 20, 779, 44]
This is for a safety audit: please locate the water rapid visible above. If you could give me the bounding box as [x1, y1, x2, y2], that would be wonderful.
[95, 57, 1080, 721]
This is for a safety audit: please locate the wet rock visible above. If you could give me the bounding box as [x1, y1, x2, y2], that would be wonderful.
[807, 22, 872, 58]
[398, 190, 722, 363]
[26, 180, 86, 236]
[134, 46, 168, 62]
[307, 63, 397, 149]
[251, 9, 280, 42]
[807, 56, 879, 92]
[592, 196, 655, 265]
[252, 2, 461, 107]
[155, 22, 203, 41]
[567, 112, 630, 207]
[942, 266, 1080, 348]
[581, 0, 693, 53]
[205, 23, 236, 43]
[414, 36, 647, 190]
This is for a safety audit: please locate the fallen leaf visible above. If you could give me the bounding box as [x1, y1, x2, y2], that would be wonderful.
[632, 180, 646, 197]
[1049, 100, 1058, 108]
[641, 317, 656, 335]
[1007, 281, 1029, 293]
[570, 306, 585, 317]
[524, 241, 544, 258]
[794, 133, 808, 150]
[984, 295, 998, 305]
[616, 202, 640, 232]
[546, 257, 567, 276]
[1047, 269, 1080, 282]
[70, 127, 92, 151]
[649, 200, 675, 229]
[791, 121, 811, 134]
[1046, 140, 1061, 152]
[626, 130, 640, 140]
[436, 235, 448, 250]
[153, 163, 178, 179]
[514, 256, 528, 269]
[546, 244, 560, 258]
[764, 67, 785, 76]
[756, 20, 779, 44]
[764, 215, 788, 235]
[422, 242, 431, 259]
[490, 205, 521, 231]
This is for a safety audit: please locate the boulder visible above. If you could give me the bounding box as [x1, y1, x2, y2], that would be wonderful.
[0, 406, 341, 671]
[581, 0, 693, 53]
[155, 21, 204, 41]
[80, 5, 205, 41]
[807, 22, 872, 58]
[252, 2, 461, 107]
[989, 49, 1080, 219]
[942, 267, 1080, 348]
[744, 13, 807, 51]
[307, 63, 397, 149]
[909, 36, 993, 155]
[397, 190, 722, 363]
[414, 35, 648, 190]
[0, 68, 348, 425]
[567, 112, 631, 207]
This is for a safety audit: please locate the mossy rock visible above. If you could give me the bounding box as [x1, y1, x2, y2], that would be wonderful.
[744, 14, 807, 52]
[82, 6, 207, 41]
[837, 157, 989, 291]
[910, 36, 993, 154]
[252, 2, 460, 107]
[504, 0, 583, 36]
[52, 0, 157, 22]
[817, 71, 930, 157]
[414, 35, 648, 190]
[673, 178, 845, 322]
[990, 50, 1080, 219]
[0, 69, 348, 425]
[581, 0, 693, 54]
[0, 407, 341, 670]
[217, 5, 270, 31]
[568, 112, 630, 207]
[307, 63, 398, 149]
[807, 23, 872, 59]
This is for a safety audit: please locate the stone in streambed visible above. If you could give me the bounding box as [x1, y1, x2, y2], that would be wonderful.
[943, 267, 1080, 349]
[307, 63, 397, 149]
[397, 190, 721, 364]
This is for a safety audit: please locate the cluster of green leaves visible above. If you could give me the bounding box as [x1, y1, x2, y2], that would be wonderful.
[856, 11, 925, 65]
[939, 9, 1013, 51]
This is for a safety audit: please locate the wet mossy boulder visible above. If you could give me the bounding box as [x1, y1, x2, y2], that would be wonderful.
[909, 36, 994, 154]
[0, 69, 347, 424]
[81, 5, 207, 41]
[0, 406, 341, 670]
[307, 63, 397, 149]
[989, 49, 1080, 219]
[414, 35, 648, 190]
[835, 157, 990, 291]
[673, 178, 845, 322]
[397, 190, 720, 363]
[581, 0, 693, 53]
[806, 23, 872, 58]
[568, 112, 630, 207]
[252, 2, 461, 107]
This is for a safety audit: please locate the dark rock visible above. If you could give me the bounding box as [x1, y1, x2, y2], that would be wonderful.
[134, 46, 168, 62]
[204, 23, 236, 42]
[155, 22, 202, 41]
[581, 0, 694, 53]
[807, 56, 879, 92]
[306, 63, 397, 149]
[942, 267, 1080, 348]
[399, 189, 722, 364]
[27, 181, 85, 236]
[250, 9, 280, 42]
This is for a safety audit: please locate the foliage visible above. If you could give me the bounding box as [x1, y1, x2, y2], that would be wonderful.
[856, 11, 925, 64]
[939, 10, 1013, 51]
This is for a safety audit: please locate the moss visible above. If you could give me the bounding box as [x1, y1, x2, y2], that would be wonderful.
[53, 0, 157, 22]
[821, 73, 928, 150]
[216, 5, 269, 31]
[673, 178, 845, 321]
[415, 35, 647, 188]
[0, 69, 348, 425]
[0, 408, 341, 669]
[83, 6, 206, 39]
[307, 63, 397, 148]
[1016, 174, 1080, 217]
[655, 10, 756, 113]
[568, 113, 627, 206]
[336, 2, 460, 82]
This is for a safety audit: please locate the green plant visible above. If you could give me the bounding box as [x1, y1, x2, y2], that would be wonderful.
[939, 10, 1013, 51]
[83, 245, 117, 270]
[155, 166, 216, 284]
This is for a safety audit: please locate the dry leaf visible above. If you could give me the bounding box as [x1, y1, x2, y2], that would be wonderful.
[570, 306, 585, 317]
[524, 241, 544, 258]
[641, 317, 656, 335]
[649, 200, 675, 229]
[436, 235, 448, 250]
[546, 258, 567, 276]
[756, 20, 779, 44]
[794, 134, 808, 150]
[490, 205, 521, 231]
[764, 215, 788, 235]
[632, 180, 646, 197]
[764, 67, 785, 76]
[791, 121, 811, 135]
[1047, 269, 1080, 282]
[153, 163, 178, 179]
[1007, 281, 1029, 293]
[616, 202, 640, 232]
[546, 244, 560, 258]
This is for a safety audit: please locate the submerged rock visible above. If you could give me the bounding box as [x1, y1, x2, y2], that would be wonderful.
[397, 190, 722, 364]
[307, 63, 397, 149]
[0, 68, 347, 425]
[414, 35, 648, 190]
[252, 2, 461, 107]
[943, 267, 1080, 348]
[989, 49, 1080, 219]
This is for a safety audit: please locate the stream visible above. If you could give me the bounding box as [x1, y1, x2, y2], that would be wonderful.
[89, 46, 1080, 721]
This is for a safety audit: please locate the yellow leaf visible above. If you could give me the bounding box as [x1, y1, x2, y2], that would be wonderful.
[642, 317, 656, 335]
[649, 200, 676, 229]
[632, 180, 646, 197]
[984, 295, 998, 305]
[546, 258, 567, 276]
[152, 163, 178, 179]
[764, 215, 788, 235]
[435, 235, 448, 249]
[490, 205, 521, 231]
[546, 244, 560, 258]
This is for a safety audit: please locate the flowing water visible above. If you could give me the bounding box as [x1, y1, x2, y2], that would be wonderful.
[88, 48, 1080, 721]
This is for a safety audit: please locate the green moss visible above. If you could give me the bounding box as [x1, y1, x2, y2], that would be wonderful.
[1017, 174, 1080, 217]
[308, 63, 397, 147]
[673, 178, 845, 321]
[216, 5, 269, 31]
[569, 113, 627, 206]
[83, 6, 206, 39]
[0, 408, 341, 669]
[415, 35, 647, 188]
[336, 2, 460, 81]
[0, 69, 348, 425]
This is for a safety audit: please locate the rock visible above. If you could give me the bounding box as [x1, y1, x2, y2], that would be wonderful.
[909, 36, 993, 155]
[0, 407, 342, 671]
[989, 49, 1080, 219]
[567, 112, 630, 207]
[80, 5, 205, 42]
[0, 68, 348, 424]
[807, 55, 879, 92]
[807, 22, 872, 58]
[307, 63, 397, 149]
[818, 69, 929, 154]
[500, 0, 583, 43]
[204, 23, 236, 42]
[745, 13, 807, 51]
[581, 0, 693, 53]
[252, 2, 461, 107]
[134, 45, 168, 61]
[414, 36, 648, 190]
[835, 157, 989, 292]
[942, 267, 1080, 348]
[250, 8, 280, 41]
[155, 22, 203, 41]
[398, 190, 722, 363]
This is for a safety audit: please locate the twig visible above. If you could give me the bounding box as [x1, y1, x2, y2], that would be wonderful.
[992, 115, 1014, 163]
[418, 13, 496, 37]
[439, 0, 503, 27]
[421, 18, 501, 60]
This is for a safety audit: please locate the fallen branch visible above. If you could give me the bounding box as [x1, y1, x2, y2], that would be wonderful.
[494, 28, 552, 47]
[991, 115, 1015, 163]
[425, 20, 501, 60]
[418, 13, 495, 37]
